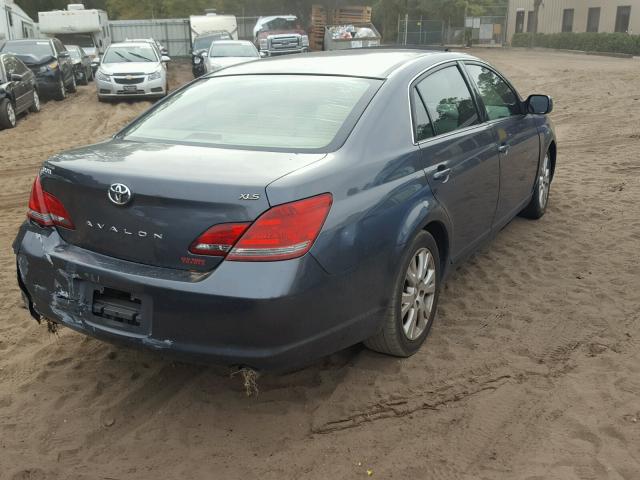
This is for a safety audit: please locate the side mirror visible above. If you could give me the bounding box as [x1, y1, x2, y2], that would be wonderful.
[259, 51, 267, 58]
[161, 48, 169, 56]
[161, 55, 171, 63]
[59, 51, 70, 58]
[10, 73, 23, 82]
[91, 57, 101, 66]
[527, 94, 553, 115]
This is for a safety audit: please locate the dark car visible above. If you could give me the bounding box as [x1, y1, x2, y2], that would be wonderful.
[0, 53, 41, 129]
[14, 50, 556, 370]
[66, 45, 93, 85]
[0, 38, 76, 101]
[191, 31, 233, 77]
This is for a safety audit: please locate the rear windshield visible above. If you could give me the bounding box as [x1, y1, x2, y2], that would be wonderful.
[122, 75, 381, 151]
[0, 41, 53, 57]
[210, 43, 257, 57]
[103, 45, 158, 63]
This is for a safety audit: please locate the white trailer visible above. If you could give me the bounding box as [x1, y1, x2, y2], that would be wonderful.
[0, 0, 36, 43]
[189, 13, 238, 43]
[38, 4, 110, 58]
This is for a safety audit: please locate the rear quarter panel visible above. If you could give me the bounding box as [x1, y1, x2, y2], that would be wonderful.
[266, 64, 452, 290]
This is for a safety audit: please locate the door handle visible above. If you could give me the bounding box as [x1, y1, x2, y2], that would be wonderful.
[498, 143, 510, 154]
[433, 166, 451, 182]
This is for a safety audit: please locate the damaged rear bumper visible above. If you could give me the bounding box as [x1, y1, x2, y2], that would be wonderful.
[13, 222, 382, 370]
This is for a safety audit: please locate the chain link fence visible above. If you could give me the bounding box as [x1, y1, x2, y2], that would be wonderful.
[397, 14, 506, 47]
[396, 18, 443, 45]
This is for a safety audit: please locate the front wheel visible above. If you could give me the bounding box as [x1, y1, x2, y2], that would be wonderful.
[67, 73, 77, 93]
[364, 230, 441, 357]
[520, 151, 552, 219]
[78, 69, 88, 86]
[54, 78, 66, 101]
[28, 90, 41, 113]
[0, 98, 16, 129]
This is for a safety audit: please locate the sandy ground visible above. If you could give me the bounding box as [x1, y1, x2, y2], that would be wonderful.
[0, 51, 639, 479]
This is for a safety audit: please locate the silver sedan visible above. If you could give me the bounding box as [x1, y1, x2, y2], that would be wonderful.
[94, 42, 170, 101]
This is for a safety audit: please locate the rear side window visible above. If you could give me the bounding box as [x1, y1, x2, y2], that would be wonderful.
[465, 64, 521, 121]
[416, 66, 479, 136]
[412, 89, 434, 142]
[123, 75, 382, 151]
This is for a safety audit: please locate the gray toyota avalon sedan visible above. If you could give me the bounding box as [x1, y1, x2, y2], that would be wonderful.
[14, 49, 556, 370]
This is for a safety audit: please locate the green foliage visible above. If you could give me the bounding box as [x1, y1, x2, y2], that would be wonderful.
[512, 32, 640, 55]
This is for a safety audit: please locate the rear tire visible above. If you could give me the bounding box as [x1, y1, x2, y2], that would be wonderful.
[364, 230, 441, 357]
[0, 98, 16, 129]
[28, 90, 41, 113]
[520, 151, 552, 219]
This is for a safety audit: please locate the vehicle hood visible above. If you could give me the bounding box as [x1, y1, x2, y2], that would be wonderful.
[14, 53, 55, 67]
[207, 57, 257, 70]
[99, 62, 161, 75]
[253, 15, 298, 37]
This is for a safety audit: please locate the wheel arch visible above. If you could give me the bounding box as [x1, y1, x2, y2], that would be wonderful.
[548, 140, 557, 181]
[423, 220, 449, 273]
[394, 193, 452, 276]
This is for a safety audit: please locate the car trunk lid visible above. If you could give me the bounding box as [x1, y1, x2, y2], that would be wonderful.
[41, 140, 325, 271]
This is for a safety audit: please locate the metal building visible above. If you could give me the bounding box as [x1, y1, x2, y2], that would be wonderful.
[506, 0, 640, 42]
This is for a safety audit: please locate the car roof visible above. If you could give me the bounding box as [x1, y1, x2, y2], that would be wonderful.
[211, 40, 253, 45]
[109, 42, 158, 49]
[214, 49, 474, 79]
[4, 38, 52, 44]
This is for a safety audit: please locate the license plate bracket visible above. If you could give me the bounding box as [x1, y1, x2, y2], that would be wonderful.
[91, 287, 149, 334]
[123, 85, 137, 92]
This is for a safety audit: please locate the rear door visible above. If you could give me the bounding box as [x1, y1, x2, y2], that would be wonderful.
[463, 62, 540, 228]
[2, 55, 29, 112]
[413, 63, 500, 261]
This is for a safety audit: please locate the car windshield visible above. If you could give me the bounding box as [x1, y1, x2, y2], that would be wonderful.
[194, 33, 231, 51]
[67, 47, 82, 61]
[0, 41, 53, 57]
[261, 18, 298, 31]
[103, 45, 158, 63]
[55, 33, 94, 48]
[210, 43, 257, 57]
[123, 75, 381, 151]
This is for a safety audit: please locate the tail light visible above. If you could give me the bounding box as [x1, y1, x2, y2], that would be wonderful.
[189, 194, 333, 262]
[228, 193, 332, 261]
[27, 176, 75, 229]
[189, 223, 250, 256]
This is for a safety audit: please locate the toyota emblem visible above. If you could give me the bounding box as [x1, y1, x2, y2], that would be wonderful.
[108, 183, 132, 206]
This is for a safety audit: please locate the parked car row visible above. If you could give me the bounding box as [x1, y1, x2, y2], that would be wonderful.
[0, 37, 98, 130]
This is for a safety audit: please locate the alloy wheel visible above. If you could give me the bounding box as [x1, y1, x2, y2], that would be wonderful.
[538, 154, 551, 208]
[7, 102, 15, 126]
[33, 91, 40, 111]
[60, 80, 66, 99]
[401, 247, 437, 340]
